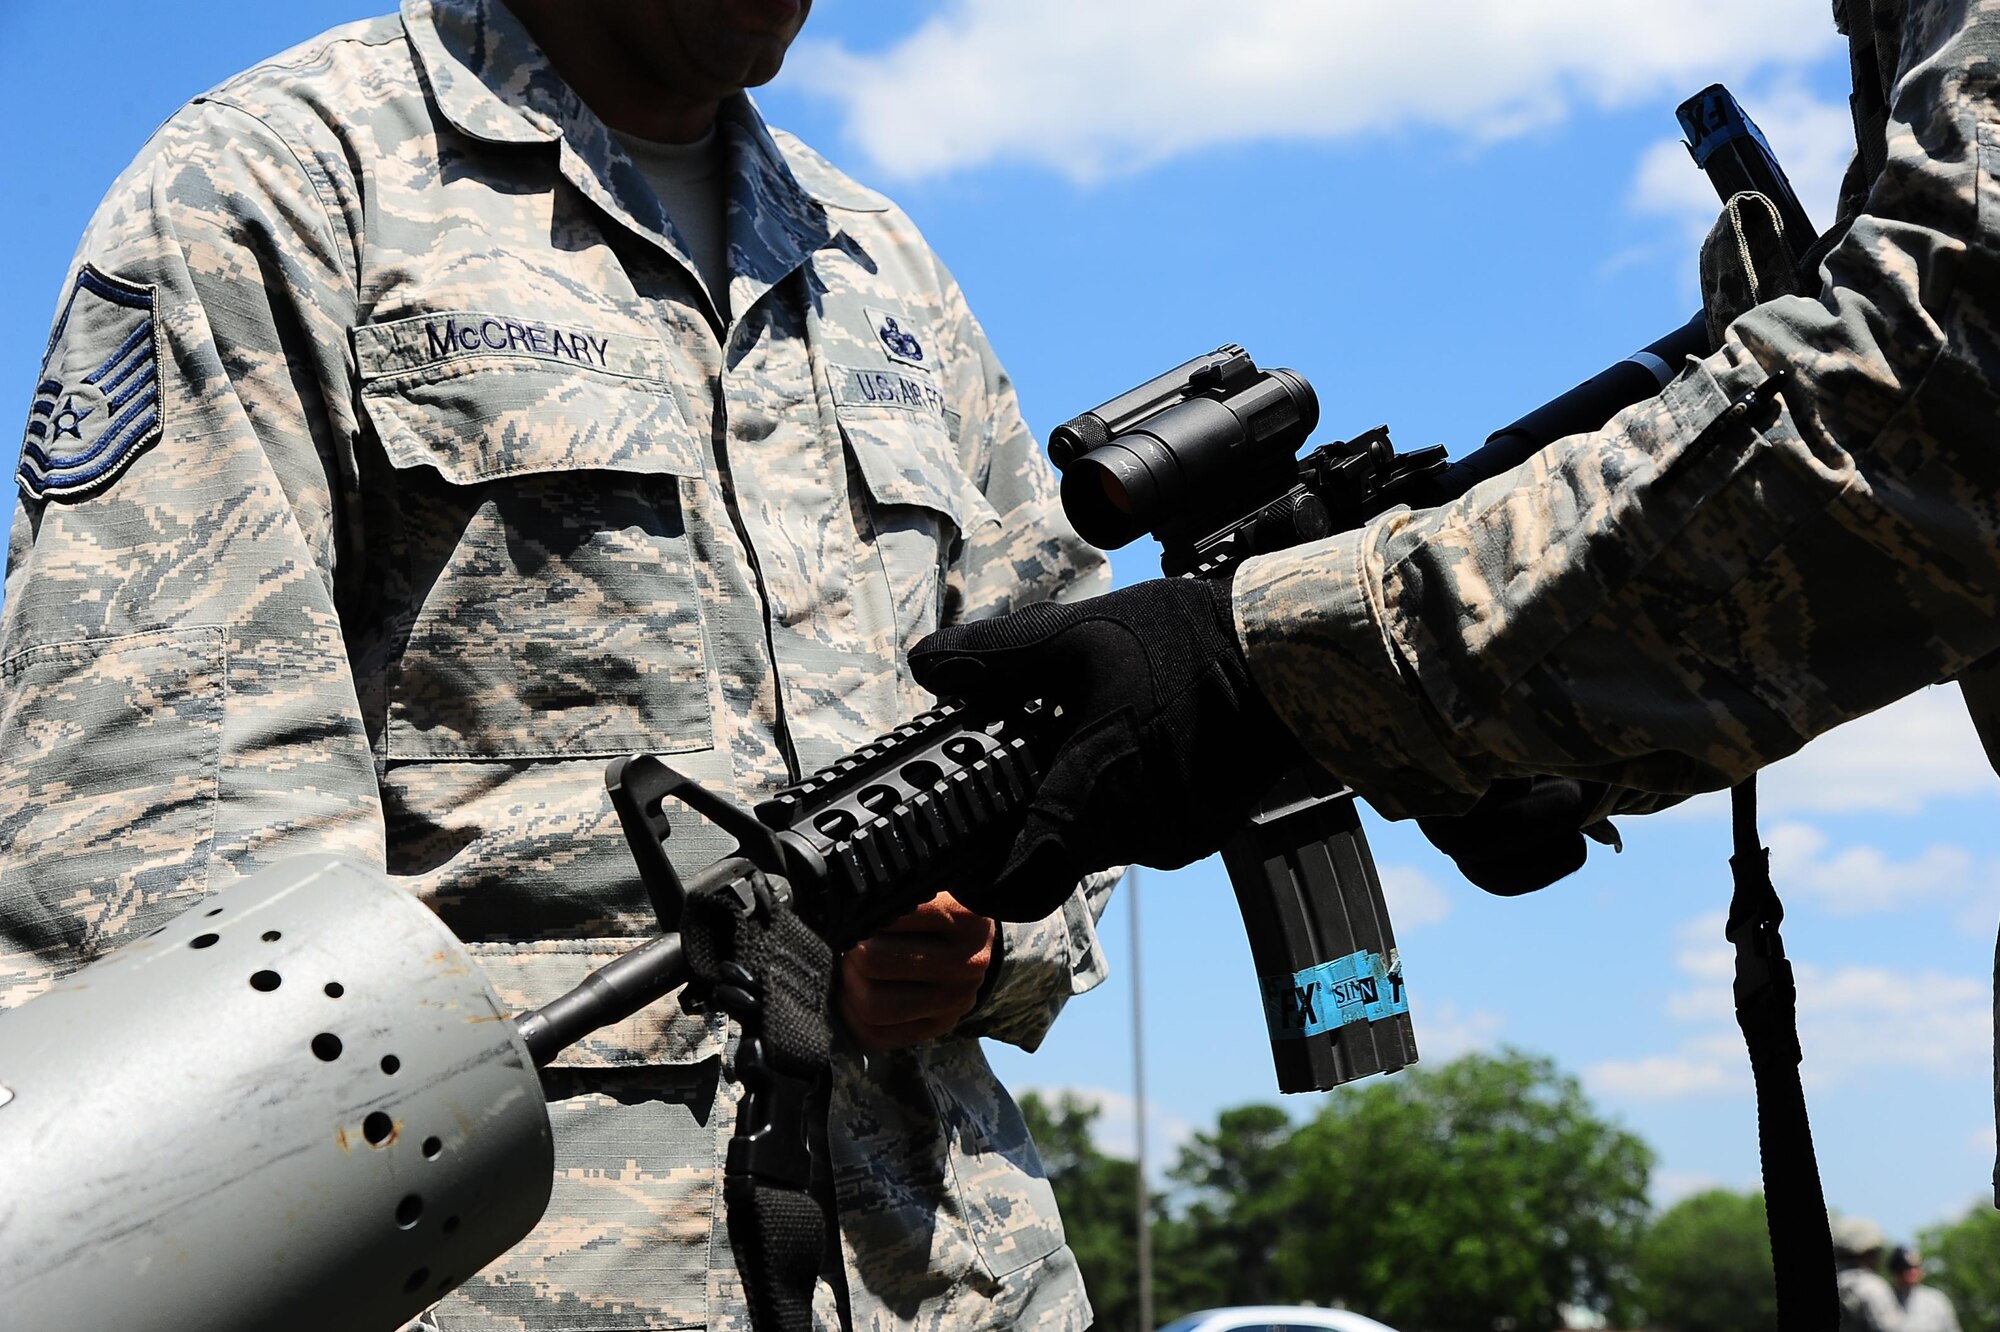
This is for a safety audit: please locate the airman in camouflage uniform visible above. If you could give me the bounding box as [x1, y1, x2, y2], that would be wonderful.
[0, 1, 1112, 1328]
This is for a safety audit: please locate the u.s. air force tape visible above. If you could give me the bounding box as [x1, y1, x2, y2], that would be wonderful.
[1259, 948, 1409, 1040]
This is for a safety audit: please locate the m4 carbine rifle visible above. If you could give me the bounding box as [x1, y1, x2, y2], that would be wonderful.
[517, 313, 1713, 1190]
[532, 349, 1439, 1110]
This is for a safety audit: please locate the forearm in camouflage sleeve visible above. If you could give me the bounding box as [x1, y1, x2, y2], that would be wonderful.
[1234, 0, 2000, 820]
[0, 102, 382, 1001]
[959, 868, 1117, 1051]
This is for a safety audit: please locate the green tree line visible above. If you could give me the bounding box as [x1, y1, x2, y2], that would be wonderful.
[1020, 1051, 2000, 1332]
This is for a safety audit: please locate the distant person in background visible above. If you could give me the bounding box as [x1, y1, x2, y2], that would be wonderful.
[1836, 1217, 1903, 1332]
[1888, 1245, 1961, 1332]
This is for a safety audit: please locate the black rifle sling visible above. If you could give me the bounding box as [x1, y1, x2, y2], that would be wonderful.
[681, 874, 838, 1332]
[1727, 776, 1837, 1328]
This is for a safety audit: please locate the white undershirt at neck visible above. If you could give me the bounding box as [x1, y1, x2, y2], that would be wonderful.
[614, 125, 731, 323]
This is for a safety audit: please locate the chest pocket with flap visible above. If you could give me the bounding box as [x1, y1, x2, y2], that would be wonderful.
[838, 402, 998, 659]
[355, 311, 714, 761]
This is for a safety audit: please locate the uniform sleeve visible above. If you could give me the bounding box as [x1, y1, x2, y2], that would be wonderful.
[1234, 0, 2000, 819]
[930, 264, 1118, 1050]
[0, 99, 382, 1002]
[1839, 1272, 1909, 1331]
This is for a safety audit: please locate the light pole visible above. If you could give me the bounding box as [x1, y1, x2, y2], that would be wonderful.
[1131, 867, 1154, 1332]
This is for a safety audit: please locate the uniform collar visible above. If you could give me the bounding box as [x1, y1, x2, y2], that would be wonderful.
[402, 0, 886, 212]
[403, 0, 568, 145]
[404, 0, 886, 321]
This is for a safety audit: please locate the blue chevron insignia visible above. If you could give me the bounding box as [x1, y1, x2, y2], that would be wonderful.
[19, 266, 161, 501]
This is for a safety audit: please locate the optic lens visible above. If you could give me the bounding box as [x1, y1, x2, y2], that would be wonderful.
[1098, 469, 1133, 515]
[1061, 455, 1150, 548]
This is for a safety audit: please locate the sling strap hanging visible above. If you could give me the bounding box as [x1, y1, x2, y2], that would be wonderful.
[1727, 775, 1837, 1328]
[681, 872, 841, 1332]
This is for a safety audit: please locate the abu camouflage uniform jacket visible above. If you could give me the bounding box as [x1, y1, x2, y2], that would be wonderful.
[1233, 0, 2000, 818]
[0, 1, 1112, 1328]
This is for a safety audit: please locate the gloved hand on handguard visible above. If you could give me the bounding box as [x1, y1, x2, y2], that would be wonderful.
[912, 577, 1613, 919]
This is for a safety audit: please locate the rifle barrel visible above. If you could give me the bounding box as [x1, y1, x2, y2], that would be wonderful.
[515, 857, 755, 1065]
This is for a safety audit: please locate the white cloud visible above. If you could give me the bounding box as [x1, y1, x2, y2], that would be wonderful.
[1412, 997, 1506, 1061]
[1792, 964, 1990, 1088]
[1588, 1031, 1748, 1098]
[1651, 1168, 1747, 1207]
[1673, 908, 1736, 983]
[1765, 688, 2000, 815]
[1670, 687, 1998, 820]
[792, 0, 1839, 182]
[1019, 1083, 1199, 1173]
[1765, 822, 1997, 918]
[1586, 910, 1992, 1101]
[1651, 700, 2000, 928]
[1959, 884, 2000, 939]
[1381, 864, 1453, 931]
[1630, 80, 1856, 242]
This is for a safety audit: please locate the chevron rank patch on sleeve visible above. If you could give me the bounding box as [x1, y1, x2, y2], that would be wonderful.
[19, 265, 163, 502]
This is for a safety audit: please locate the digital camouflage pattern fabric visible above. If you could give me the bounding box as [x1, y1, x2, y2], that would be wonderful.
[0, 1, 1113, 1327]
[1234, 0, 2000, 825]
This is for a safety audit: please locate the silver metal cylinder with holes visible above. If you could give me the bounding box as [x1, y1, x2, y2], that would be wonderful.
[0, 855, 554, 1331]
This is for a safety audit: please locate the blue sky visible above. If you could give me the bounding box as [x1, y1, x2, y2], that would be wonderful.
[4, 0, 1994, 1246]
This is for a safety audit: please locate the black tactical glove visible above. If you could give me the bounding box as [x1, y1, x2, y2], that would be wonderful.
[909, 577, 1306, 921]
[1416, 776, 1615, 896]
